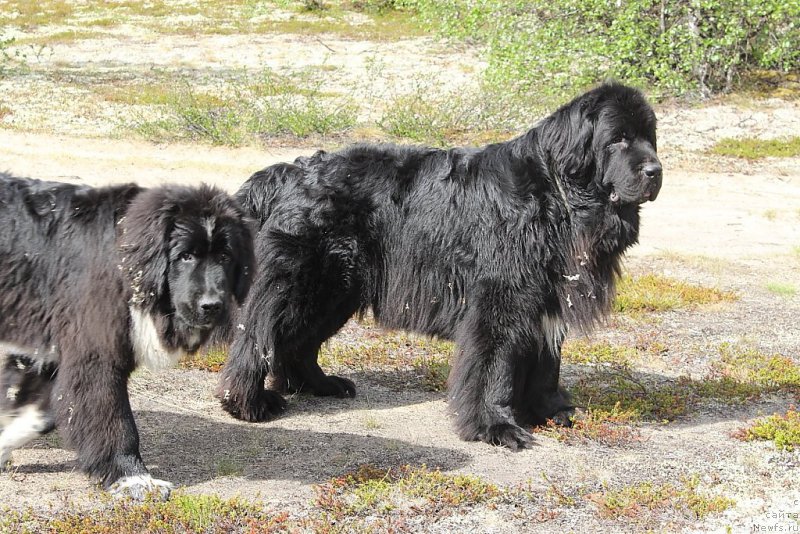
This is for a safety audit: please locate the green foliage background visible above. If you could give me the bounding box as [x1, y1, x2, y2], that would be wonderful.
[389, 0, 800, 98]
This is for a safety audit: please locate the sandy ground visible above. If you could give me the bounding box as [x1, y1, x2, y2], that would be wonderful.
[1, 13, 800, 533]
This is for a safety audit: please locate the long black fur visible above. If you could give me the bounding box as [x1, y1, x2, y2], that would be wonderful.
[0, 174, 255, 497]
[218, 82, 663, 449]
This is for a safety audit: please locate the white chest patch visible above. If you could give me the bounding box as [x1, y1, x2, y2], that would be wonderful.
[541, 313, 567, 356]
[129, 307, 184, 371]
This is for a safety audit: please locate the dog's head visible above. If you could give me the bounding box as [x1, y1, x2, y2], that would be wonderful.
[543, 82, 662, 206]
[119, 185, 255, 353]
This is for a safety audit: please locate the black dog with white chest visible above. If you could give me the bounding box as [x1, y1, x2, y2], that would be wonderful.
[0, 175, 254, 499]
[218, 82, 662, 449]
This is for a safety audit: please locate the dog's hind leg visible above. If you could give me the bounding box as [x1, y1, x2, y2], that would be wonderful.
[267, 238, 362, 399]
[0, 354, 56, 467]
[0, 405, 54, 467]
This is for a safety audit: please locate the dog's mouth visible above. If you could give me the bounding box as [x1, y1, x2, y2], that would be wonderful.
[609, 189, 657, 206]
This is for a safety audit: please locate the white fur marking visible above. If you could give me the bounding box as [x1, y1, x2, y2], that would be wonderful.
[204, 217, 216, 240]
[541, 314, 567, 356]
[130, 307, 184, 371]
[110, 475, 174, 499]
[5, 386, 18, 401]
[0, 405, 49, 466]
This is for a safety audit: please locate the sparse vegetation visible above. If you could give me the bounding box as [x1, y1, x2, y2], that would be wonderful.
[613, 274, 737, 314]
[0, 493, 288, 533]
[735, 407, 800, 451]
[570, 341, 800, 423]
[181, 346, 228, 372]
[315, 464, 502, 517]
[588, 476, 734, 521]
[129, 70, 357, 144]
[537, 404, 642, 447]
[320, 329, 454, 389]
[709, 136, 800, 160]
[766, 281, 797, 297]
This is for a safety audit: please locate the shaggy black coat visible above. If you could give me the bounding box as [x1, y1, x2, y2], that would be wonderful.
[218, 82, 662, 449]
[0, 174, 254, 498]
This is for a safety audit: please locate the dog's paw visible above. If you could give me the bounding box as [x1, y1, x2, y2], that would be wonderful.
[220, 388, 287, 422]
[548, 407, 576, 428]
[480, 423, 536, 451]
[312, 375, 356, 398]
[109, 475, 173, 501]
[0, 449, 11, 469]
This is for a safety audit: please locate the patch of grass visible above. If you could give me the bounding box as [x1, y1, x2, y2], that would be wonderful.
[571, 341, 800, 423]
[411, 353, 451, 391]
[561, 339, 639, 367]
[96, 82, 182, 106]
[588, 476, 734, 521]
[181, 346, 228, 373]
[250, 9, 423, 41]
[378, 79, 544, 146]
[0, 493, 293, 533]
[613, 274, 737, 314]
[537, 404, 642, 447]
[711, 342, 800, 393]
[362, 415, 382, 430]
[129, 69, 357, 145]
[709, 136, 800, 160]
[735, 407, 800, 451]
[320, 329, 454, 389]
[0, 0, 75, 27]
[763, 209, 778, 221]
[766, 282, 797, 297]
[215, 457, 244, 477]
[16, 29, 102, 45]
[315, 464, 501, 517]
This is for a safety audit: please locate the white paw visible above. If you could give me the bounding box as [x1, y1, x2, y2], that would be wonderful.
[109, 475, 173, 501]
[0, 449, 10, 469]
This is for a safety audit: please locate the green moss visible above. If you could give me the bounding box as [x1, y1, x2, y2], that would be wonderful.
[571, 341, 799, 423]
[613, 274, 737, 314]
[181, 346, 228, 372]
[15, 493, 290, 533]
[561, 339, 638, 366]
[591, 476, 734, 520]
[739, 408, 800, 451]
[766, 282, 797, 297]
[315, 465, 501, 517]
[709, 136, 800, 160]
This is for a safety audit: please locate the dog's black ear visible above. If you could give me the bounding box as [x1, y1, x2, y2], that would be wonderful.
[542, 94, 599, 181]
[118, 189, 176, 309]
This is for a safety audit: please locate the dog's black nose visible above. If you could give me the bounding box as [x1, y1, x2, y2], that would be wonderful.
[199, 297, 222, 316]
[642, 162, 662, 179]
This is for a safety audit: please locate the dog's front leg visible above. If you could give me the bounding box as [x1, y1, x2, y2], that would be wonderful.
[448, 292, 537, 450]
[54, 354, 172, 501]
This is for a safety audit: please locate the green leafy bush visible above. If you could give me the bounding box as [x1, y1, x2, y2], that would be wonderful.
[403, 0, 800, 98]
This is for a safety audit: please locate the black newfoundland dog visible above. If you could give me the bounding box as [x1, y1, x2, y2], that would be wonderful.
[217, 82, 662, 449]
[0, 174, 255, 499]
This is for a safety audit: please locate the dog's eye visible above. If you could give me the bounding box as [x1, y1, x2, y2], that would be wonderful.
[179, 252, 196, 262]
[218, 252, 231, 264]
